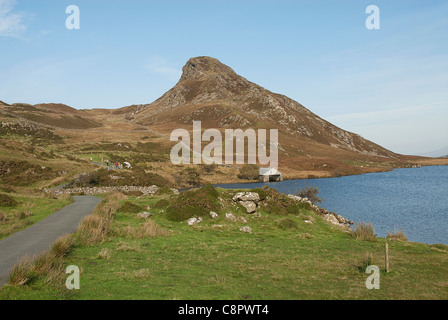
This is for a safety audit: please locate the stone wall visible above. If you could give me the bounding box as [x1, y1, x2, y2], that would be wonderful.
[44, 185, 173, 196]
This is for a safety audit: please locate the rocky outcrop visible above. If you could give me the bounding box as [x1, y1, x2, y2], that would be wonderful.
[232, 192, 260, 214]
[287, 194, 353, 228]
[232, 191, 352, 228]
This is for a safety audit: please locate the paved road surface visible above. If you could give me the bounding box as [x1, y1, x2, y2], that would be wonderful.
[0, 195, 101, 287]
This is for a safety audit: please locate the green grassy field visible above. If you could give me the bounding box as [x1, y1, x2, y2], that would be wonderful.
[1, 187, 447, 300]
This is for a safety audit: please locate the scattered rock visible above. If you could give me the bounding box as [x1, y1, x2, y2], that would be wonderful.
[240, 201, 257, 214]
[233, 192, 260, 214]
[287, 195, 303, 202]
[225, 213, 237, 222]
[187, 217, 202, 225]
[287, 194, 353, 228]
[239, 226, 252, 233]
[322, 213, 340, 226]
[210, 211, 218, 219]
[233, 192, 260, 202]
[137, 211, 153, 219]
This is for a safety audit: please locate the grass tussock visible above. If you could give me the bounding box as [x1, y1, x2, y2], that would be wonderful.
[359, 252, 375, 272]
[121, 220, 169, 238]
[75, 193, 123, 245]
[387, 229, 408, 241]
[118, 201, 142, 213]
[8, 234, 75, 286]
[352, 222, 377, 242]
[8, 255, 36, 286]
[50, 234, 75, 259]
[0, 193, 18, 207]
[0, 211, 8, 223]
[277, 218, 298, 230]
[115, 241, 141, 252]
[97, 248, 112, 260]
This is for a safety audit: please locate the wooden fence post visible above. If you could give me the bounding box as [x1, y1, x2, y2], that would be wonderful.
[385, 242, 390, 273]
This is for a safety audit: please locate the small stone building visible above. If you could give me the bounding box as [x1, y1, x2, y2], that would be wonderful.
[259, 167, 283, 182]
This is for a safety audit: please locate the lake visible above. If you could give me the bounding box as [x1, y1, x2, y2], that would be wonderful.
[213, 165, 448, 245]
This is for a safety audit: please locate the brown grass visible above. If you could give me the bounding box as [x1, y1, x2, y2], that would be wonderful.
[8, 255, 36, 286]
[97, 248, 112, 260]
[351, 222, 377, 242]
[387, 229, 408, 241]
[75, 192, 123, 245]
[121, 220, 169, 238]
[50, 234, 75, 259]
[359, 252, 375, 272]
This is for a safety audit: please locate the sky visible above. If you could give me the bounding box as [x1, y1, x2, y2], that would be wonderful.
[0, 0, 447, 156]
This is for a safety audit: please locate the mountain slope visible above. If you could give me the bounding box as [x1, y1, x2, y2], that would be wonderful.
[0, 101, 102, 129]
[122, 56, 397, 161]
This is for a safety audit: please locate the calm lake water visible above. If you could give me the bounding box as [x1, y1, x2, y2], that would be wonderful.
[213, 165, 448, 245]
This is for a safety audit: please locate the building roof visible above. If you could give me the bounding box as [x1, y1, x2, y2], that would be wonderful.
[259, 167, 281, 176]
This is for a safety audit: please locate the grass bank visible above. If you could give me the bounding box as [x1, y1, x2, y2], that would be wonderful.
[1, 187, 447, 300]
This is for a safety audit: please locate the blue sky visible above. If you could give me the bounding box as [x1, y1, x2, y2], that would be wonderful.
[0, 0, 447, 155]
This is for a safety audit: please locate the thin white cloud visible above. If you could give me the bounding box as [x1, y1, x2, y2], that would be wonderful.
[324, 102, 448, 155]
[0, 0, 26, 37]
[145, 56, 181, 81]
[325, 102, 447, 126]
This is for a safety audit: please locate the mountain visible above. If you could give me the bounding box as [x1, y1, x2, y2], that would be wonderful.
[119, 57, 399, 168]
[419, 146, 448, 158]
[3, 56, 445, 181]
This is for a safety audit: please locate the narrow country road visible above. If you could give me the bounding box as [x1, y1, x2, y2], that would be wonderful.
[0, 195, 101, 287]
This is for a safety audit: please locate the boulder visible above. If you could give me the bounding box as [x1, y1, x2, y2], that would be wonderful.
[210, 211, 218, 219]
[239, 226, 252, 233]
[323, 213, 340, 225]
[240, 201, 257, 214]
[187, 217, 202, 225]
[137, 212, 153, 219]
[233, 192, 260, 203]
[225, 213, 237, 222]
[287, 194, 303, 202]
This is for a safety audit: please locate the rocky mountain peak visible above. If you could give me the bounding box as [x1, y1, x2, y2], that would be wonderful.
[179, 56, 239, 82]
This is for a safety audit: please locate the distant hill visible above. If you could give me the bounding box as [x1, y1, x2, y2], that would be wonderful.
[0, 102, 102, 130]
[419, 146, 448, 158]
